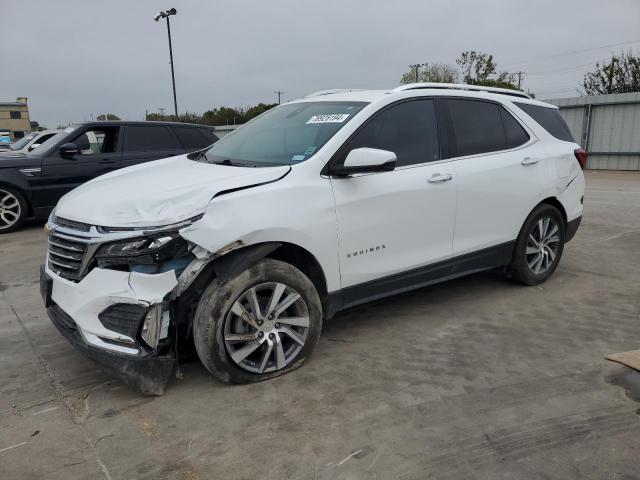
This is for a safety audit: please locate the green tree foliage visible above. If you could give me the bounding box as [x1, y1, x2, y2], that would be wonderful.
[456, 51, 518, 89]
[582, 50, 640, 95]
[245, 103, 278, 121]
[96, 113, 120, 121]
[145, 103, 278, 126]
[400, 63, 459, 84]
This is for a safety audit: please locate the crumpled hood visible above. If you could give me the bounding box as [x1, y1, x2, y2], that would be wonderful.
[54, 155, 290, 227]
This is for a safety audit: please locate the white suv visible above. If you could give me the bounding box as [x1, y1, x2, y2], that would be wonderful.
[41, 83, 585, 394]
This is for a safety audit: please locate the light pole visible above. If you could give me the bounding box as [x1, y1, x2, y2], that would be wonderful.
[154, 8, 178, 117]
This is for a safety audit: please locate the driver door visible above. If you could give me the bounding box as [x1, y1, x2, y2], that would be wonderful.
[330, 99, 456, 295]
[39, 126, 122, 208]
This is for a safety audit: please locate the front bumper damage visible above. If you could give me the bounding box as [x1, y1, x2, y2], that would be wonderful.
[42, 263, 180, 395]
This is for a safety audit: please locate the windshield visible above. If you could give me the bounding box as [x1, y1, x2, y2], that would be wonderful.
[200, 101, 367, 166]
[10, 133, 37, 151]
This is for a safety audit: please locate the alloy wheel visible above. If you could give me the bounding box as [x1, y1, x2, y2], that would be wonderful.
[0, 189, 21, 231]
[526, 217, 561, 275]
[223, 282, 310, 374]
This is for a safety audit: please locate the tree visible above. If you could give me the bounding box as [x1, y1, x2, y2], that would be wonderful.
[97, 113, 120, 121]
[582, 50, 640, 95]
[400, 63, 459, 84]
[244, 103, 277, 121]
[202, 107, 245, 125]
[456, 51, 518, 89]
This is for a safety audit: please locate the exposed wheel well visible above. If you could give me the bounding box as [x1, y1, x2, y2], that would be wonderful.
[538, 197, 567, 226]
[267, 243, 329, 319]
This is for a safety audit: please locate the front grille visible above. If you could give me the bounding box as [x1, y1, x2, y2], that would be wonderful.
[47, 231, 91, 281]
[54, 216, 91, 232]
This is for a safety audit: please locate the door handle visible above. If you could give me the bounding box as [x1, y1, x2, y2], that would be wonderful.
[427, 173, 452, 183]
[521, 157, 540, 166]
[99, 159, 116, 164]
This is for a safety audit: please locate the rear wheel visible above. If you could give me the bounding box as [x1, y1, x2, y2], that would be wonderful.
[193, 258, 323, 384]
[0, 187, 27, 234]
[509, 204, 565, 285]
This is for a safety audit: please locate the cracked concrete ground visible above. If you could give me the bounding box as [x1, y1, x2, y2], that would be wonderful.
[1, 171, 639, 479]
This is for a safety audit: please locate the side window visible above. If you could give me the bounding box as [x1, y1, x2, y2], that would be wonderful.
[514, 102, 574, 142]
[174, 127, 212, 150]
[500, 108, 530, 149]
[124, 126, 180, 152]
[447, 99, 506, 157]
[345, 99, 440, 167]
[71, 127, 119, 155]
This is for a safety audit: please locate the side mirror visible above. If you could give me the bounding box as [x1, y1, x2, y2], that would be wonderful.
[330, 147, 397, 176]
[28, 143, 41, 151]
[59, 143, 80, 157]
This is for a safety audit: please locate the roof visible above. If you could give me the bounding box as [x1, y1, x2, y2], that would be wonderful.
[77, 121, 213, 128]
[293, 83, 556, 108]
[0, 102, 28, 107]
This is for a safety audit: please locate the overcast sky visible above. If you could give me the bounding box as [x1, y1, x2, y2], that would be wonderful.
[2, 0, 639, 127]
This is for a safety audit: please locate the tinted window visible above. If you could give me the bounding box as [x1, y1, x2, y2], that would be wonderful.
[448, 99, 505, 157]
[10, 111, 21, 119]
[514, 103, 574, 142]
[347, 99, 440, 167]
[174, 127, 212, 150]
[124, 126, 180, 152]
[500, 108, 530, 148]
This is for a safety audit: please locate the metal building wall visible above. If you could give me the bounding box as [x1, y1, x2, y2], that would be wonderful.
[545, 92, 640, 170]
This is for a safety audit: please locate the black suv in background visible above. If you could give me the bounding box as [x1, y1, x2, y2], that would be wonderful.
[0, 121, 218, 233]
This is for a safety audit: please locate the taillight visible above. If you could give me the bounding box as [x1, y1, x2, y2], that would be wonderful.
[574, 148, 587, 169]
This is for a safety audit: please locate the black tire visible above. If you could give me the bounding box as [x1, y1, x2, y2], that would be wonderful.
[509, 204, 566, 286]
[0, 186, 27, 234]
[193, 258, 323, 384]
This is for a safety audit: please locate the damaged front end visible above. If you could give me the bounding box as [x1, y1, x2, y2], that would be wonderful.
[42, 214, 210, 395]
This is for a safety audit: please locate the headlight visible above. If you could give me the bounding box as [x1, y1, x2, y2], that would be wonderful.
[97, 235, 178, 258]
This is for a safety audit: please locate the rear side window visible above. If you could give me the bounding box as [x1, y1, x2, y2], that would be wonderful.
[124, 126, 180, 152]
[514, 103, 574, 142]
[447, 99, 506, 157]
[347, 99, 440, 167]
[500, 108, 530, 149]
[174, 127, 212, 150]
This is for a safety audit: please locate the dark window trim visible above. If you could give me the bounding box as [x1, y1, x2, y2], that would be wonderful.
[322, 97, 443, 176]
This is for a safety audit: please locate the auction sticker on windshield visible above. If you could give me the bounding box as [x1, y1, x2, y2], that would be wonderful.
[306, 114, 350, 124]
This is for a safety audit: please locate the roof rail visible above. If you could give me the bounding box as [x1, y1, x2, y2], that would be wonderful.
[390, 83, 531, 99]
[304, 88, 365, 98]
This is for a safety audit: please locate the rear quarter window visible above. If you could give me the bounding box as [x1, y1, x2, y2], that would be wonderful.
[515, 103, 575, 142]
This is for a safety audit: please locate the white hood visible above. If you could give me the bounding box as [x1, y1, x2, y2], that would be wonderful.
[54, 155, 290, 227]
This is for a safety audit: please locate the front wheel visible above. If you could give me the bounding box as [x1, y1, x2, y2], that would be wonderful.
[193, 258, 323, 384]
[509, 204, 566, 286]
[0, 187, 27, 234]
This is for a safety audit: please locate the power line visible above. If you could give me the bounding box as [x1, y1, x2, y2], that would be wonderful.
[502, 38, 640, 67]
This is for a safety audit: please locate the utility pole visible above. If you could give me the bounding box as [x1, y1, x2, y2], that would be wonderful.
[158, 107, 166, 120]
[409, 63, 425, 83]
[154, 9, 179, 117]
[607, 57, 617, 94]
[517, 71, 523, 90]
[274, 91, 283, 104]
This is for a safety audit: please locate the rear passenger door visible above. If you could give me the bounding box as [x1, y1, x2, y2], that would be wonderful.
[121, 125, 183, 168]
[443, 98, 550, 260]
